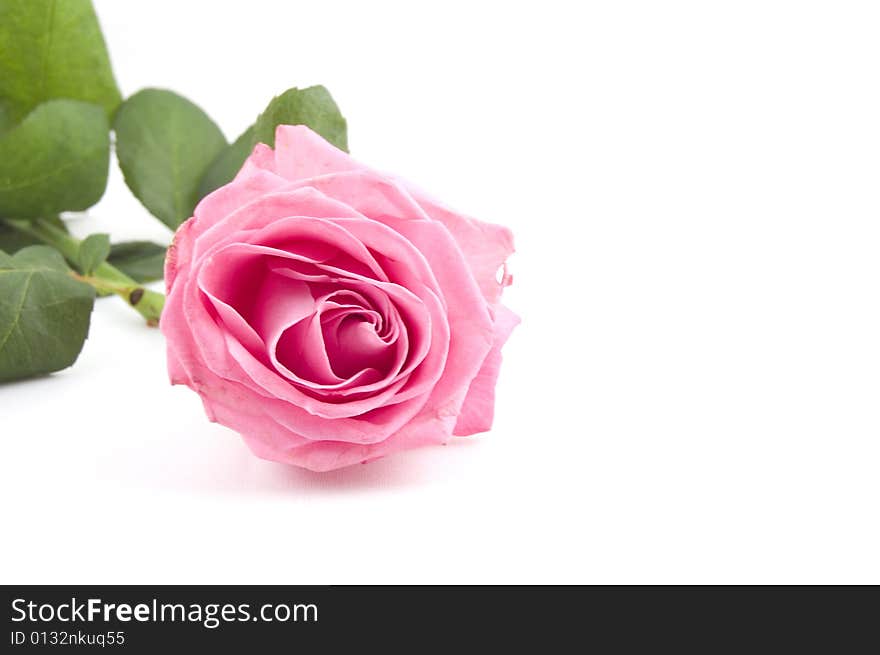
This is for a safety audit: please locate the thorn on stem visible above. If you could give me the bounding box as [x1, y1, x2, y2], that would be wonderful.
[129, 288, 145, 305]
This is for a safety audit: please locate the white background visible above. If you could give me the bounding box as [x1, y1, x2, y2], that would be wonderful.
[2, 0, 879, 584]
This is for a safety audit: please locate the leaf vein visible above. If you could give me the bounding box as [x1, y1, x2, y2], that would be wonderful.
[0, 145, 104, 192]
[0, 272, 33, 355]
[37, 0, 58, 105]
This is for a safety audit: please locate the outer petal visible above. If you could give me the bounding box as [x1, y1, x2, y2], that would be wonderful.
[241, 402, 458, 472]
[263, 125, 516, 305]
[166, 162, 289, 289]
[192, 187, 366, 261]
[191, 165, 288, 242]
[407, 187, 515, 305]
[377, 216, 494, 416]
[284, 170, 431, 223]
[164, 213, 197, 291]
[243, 142, 277, 174]
[273, 125, 363, 180]
[453, 304, 520, 436]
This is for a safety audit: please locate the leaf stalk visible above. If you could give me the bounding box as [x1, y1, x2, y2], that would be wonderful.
[1, 217, 165, 325]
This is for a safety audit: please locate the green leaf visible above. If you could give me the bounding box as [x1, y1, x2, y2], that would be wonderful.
[196, 85, 348, 198]
[0, 223, 40, 254]
[76, 232, 109, 274]
[106, 240, 166, 283]
[0, 104, 11, 133]
[114, 88, 228, 229]
[0, 245, 95, 382]
[0, 0, 121, 127]
[197, 125, 256, 199]
[254, 86, 348, 151]
[0, 99, 110, 218]
[0, 216, 67, 253]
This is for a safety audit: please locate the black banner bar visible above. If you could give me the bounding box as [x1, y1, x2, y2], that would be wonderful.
[1, 586, 876, 651]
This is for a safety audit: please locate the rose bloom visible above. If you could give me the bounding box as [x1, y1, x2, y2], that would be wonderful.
[162, 126, 518, 471]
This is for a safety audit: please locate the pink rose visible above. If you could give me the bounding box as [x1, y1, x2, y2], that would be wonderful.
[161, 125, 518, 471]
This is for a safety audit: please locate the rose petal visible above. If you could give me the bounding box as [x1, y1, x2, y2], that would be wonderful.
[193, 187, 366, 262]
[407, 187, 515, 305]
[162, 126, 518, 469]
[453, 304, 520, 436]
[286, 171, 432, 223]
[273, 125, 363, 180]
[165, 275, 428, 446]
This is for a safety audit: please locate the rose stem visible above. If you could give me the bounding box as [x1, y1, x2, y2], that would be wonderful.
[2, 217, 166, 326]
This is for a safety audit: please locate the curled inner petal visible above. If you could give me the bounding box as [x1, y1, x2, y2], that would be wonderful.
[195, 224, 437, 408]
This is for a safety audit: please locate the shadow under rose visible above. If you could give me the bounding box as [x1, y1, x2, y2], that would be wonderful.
[101, 419, 485, 496]
[248, 450, 449, 494]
